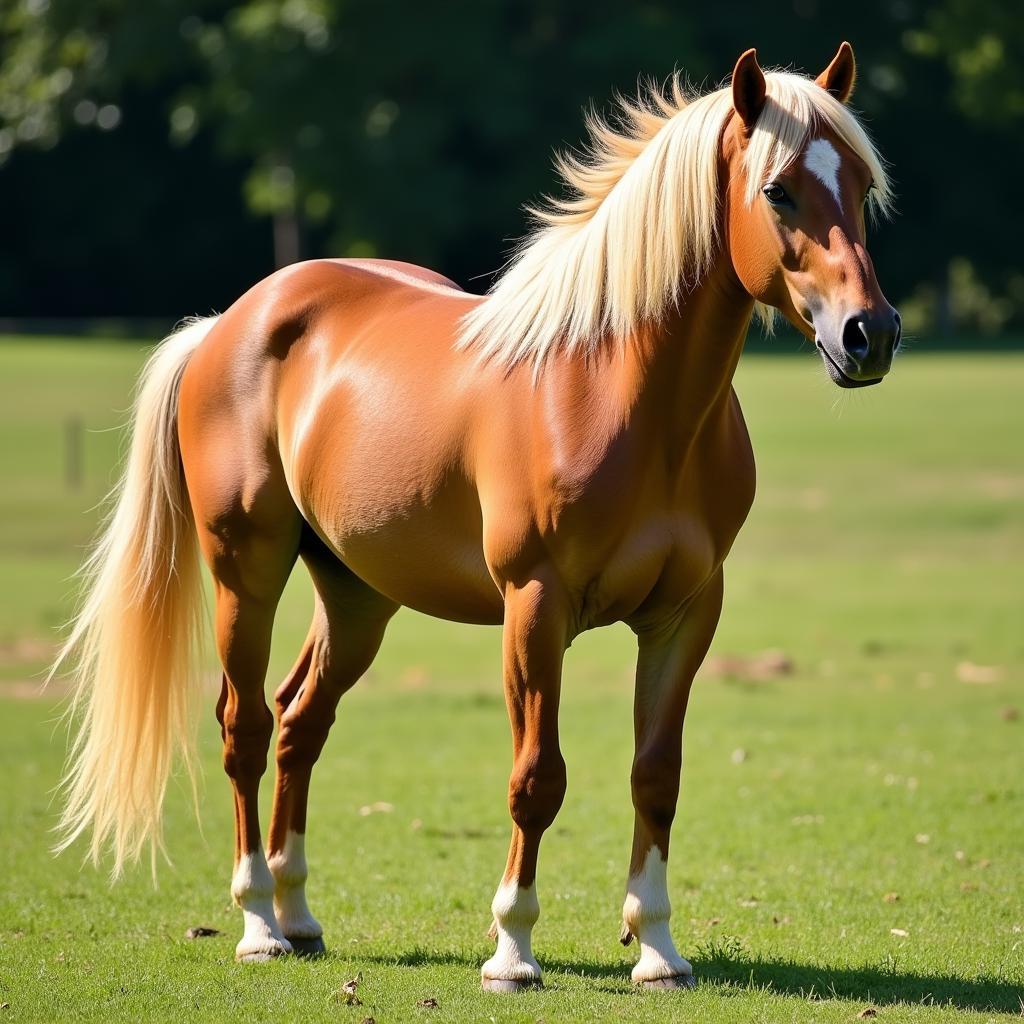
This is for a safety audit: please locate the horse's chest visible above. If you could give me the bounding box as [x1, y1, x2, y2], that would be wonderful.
[581, 422, 755, 627]
[588, 506, 730, 628]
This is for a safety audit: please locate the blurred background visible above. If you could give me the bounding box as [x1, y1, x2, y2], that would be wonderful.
[0, 0, 1022, 339]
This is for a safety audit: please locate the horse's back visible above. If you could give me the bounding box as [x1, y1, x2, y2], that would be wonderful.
[180, 256, 479, 415]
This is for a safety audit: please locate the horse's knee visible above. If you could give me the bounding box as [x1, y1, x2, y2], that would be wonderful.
[222, 701, 274, 780]
[216, 679, 229, 735]
[631, 746, 681, 834]
[276, 703, 335, 773]
[508, 748, 567, 832]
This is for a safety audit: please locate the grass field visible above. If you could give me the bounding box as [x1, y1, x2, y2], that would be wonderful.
[0, 337, 1021, 1023]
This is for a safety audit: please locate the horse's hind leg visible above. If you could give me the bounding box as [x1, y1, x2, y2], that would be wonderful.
[186, 453, 303, 962]
[266, 539, 397, 954]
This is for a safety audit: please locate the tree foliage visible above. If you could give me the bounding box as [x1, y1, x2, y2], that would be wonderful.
[1, 0, 1021, 331]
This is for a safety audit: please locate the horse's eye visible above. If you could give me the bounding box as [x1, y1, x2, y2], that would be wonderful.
[762, 182, 789, 206]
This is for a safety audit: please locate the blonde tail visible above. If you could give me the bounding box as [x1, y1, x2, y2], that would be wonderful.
[51, 316, 219, 876]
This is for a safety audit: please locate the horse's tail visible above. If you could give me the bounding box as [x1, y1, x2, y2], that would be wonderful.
[51, 316, 219, 877]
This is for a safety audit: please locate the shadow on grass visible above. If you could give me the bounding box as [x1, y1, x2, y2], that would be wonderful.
[359, 944, 1023, 1013]
[692, 941, 1022, 1015]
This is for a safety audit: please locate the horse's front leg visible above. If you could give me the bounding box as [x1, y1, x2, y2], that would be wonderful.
[482, 575, 569, 992]
[622, 569, 724, 989]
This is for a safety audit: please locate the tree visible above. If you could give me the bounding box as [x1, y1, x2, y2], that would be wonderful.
[1, 0, 1021, 331]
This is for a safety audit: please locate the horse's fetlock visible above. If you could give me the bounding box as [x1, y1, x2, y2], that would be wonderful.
[231, 850, 276, 905]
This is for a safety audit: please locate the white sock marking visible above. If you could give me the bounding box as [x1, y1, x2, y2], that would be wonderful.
[803, 138, 842, 204]
[267, 830, 323, 940]
[481, 881, 542, 982]
[622, 847, 691, 983]
[232, 845, 293, 958]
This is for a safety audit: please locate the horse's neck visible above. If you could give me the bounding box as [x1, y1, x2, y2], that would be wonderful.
[516, 255, 752, 464]
[629, 257, 754, 445]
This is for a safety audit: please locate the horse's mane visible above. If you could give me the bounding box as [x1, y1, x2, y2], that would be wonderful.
[458, 70, 892, 373]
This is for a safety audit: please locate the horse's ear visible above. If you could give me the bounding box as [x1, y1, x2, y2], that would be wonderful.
[816, 41, 857, 103]
[732, 48, 767, 131]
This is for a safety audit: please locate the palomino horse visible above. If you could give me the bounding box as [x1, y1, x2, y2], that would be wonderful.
[55, 44, 900, 990]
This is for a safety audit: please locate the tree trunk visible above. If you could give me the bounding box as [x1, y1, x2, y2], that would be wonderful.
[273, 209, 301, 268]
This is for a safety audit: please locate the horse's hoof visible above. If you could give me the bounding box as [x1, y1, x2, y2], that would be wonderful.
[640, 974, 695, 991]
[482, 977, 543, 993]
[235, 938, 292, 963]
[287, 935, 326, 958]
[236, 950, 285, 964]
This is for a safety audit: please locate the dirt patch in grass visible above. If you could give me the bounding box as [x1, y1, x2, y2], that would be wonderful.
[0, 678, 69, 699]
[0, 636, 55, 666]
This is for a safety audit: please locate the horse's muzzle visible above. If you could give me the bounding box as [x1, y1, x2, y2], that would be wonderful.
[817, 307, 900, 388]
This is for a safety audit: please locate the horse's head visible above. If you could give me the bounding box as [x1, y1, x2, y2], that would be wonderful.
[725, 44, 900, 388]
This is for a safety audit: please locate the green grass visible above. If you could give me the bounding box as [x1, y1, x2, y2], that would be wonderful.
[0, 338, 1021, 1022]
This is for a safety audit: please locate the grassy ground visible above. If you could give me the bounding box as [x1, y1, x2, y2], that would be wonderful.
[0, 337, 1021, 1023]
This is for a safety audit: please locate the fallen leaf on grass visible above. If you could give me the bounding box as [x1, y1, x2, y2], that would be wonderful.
[857, 1008, 879, 1019]
[960, 881, 978, 892]
[914, 833, 930, 845]
[731, 747, 748, 764]
[1000, 706, 1019, 721]
[738, 897, 759, 908]
[882, 892, 899, 903]
[956, 661, 1004, 685]
[890, 928, 909, 937]
[335, 974, 363, 1006]
[185, 926, 220, 939]
[416, 998, 439, 1008]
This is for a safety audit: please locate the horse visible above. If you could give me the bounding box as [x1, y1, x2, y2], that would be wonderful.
[53, 43, 900, 991]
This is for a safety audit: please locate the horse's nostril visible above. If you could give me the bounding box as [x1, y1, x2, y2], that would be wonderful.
[841, 318, 870, 363]
[892, 311, 902, 353]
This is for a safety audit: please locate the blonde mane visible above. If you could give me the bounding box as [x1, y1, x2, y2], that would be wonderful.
[458, 70, 892, 372]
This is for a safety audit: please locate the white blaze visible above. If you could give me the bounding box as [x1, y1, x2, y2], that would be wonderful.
[803, 138, 842, 204]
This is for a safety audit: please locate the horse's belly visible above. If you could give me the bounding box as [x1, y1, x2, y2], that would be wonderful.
[336, 522, 503, 625]
[300, 465, 504, 625]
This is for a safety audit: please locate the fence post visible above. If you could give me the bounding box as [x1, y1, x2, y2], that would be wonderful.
[65, 415, 83, 490]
